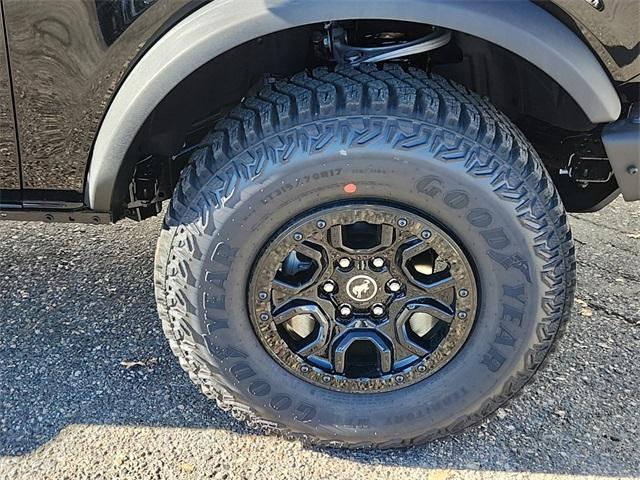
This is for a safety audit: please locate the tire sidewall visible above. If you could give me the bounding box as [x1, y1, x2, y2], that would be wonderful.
[169, 119, 555, 444]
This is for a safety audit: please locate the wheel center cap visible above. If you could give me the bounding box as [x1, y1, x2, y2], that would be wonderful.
[346, 275, 378, 302]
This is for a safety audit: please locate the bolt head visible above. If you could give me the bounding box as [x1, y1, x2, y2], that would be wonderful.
[259, 313, 270, 322]
[338, 258, 352, 269]
[300, 365, 310, 373]
[397, 218, 408, 227]
[458, 311, 468, 320]
[339, 305, 353, 317]
[258, 291, 268, 300]
[628, 165, 639, 175]
[421, 230, 432, 240]
[417, 364, 427, 373]
[387, 280, 402, 293]
[394, 375, 405, 383]
[372, 305, 385, 317]
[316, 219, 326, 229]
[372, 257, 385, 268]
[322, 281, 336, 293]
[293, 232, 303, 241]
[321, 374, 332, 383]
[459, 288, 469, 298]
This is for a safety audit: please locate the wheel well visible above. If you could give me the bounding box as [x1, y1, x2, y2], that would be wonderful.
[117, 21, 615, 221]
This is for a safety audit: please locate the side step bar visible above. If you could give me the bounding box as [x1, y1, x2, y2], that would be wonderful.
[0, 207, 111, 224]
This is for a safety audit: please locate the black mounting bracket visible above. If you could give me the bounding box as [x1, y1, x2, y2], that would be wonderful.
[560, 154, 613, 184]
[125, 155, 171, 222]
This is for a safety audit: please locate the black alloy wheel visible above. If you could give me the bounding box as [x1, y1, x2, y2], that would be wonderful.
[249, 203, 477, 392]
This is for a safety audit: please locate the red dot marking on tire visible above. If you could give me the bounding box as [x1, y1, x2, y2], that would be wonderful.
[344, 183, 357, 194]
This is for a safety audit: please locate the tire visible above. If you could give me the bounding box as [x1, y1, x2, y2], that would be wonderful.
[154, 64, 575, 448]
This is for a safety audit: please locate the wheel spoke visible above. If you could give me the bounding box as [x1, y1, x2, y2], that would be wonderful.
[272, 301, 333, 357]
[271, 280, 319, 308]
[329, 223, 394, 253]
[294, 241, 327, 268]
[331, 330, 393, 374]
[395, 235, 460, 306]
[410, 274, 457, 305]
[422, 274, 456, 294]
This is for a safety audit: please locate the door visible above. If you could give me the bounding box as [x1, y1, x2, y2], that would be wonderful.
[0, 2, 20, 204]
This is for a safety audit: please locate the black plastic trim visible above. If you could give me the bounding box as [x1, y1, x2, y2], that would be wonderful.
[602, 103, 640, 201]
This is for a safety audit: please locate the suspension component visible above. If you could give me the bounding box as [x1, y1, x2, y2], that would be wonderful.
[325, 23, 451, 66]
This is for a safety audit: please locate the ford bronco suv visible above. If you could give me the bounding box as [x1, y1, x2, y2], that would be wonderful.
[0, 0, 638, 448]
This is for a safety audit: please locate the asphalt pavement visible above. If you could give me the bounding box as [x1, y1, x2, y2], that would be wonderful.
[0, 198, 638, 480]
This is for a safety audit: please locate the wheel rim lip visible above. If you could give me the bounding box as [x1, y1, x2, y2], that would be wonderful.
[247, 201, 479, 393]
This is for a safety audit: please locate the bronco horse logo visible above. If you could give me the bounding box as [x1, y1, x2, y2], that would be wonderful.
[346, 275, 378, 302]
[351, 279, 371, 299]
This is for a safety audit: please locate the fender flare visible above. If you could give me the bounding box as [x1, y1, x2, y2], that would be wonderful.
[87, 0, 622, 211]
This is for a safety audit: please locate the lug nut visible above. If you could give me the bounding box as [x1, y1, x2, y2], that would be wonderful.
[371, 257, 385, 269]
[339, 304, 353, 317]
[371, 304, 385, 317]
[322, 281, 336, 294]
[387, 279, 402, 293]
[459, 288, 469, 298]
[338, 257, 352, 269]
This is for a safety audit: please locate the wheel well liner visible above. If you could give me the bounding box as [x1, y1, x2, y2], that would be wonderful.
[87, 0, 621, 211]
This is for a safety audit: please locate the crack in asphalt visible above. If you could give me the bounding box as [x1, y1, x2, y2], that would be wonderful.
[575, 260, 640, 285]
[569, 214, 630, 235]
[578, 298, 640, 325]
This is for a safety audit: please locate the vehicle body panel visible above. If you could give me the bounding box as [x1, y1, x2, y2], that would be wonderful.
[548, 0, 640, 83]
[1, 0, 197, 194]
[0, 3, 20, 194]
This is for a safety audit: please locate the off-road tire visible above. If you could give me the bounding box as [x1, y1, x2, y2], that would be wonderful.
[154, 63, 575, 448]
